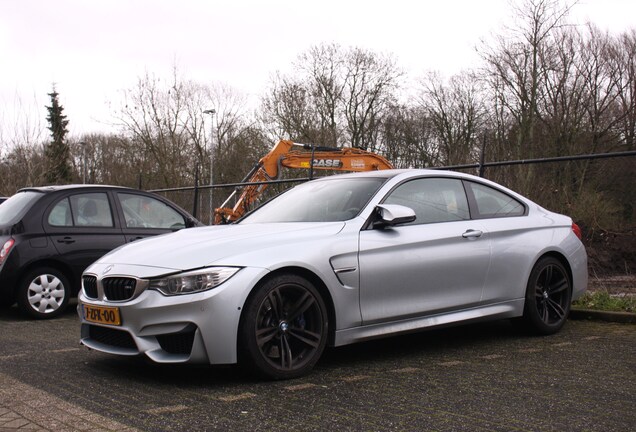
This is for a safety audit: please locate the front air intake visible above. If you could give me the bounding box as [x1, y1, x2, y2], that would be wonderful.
[88, 325, 137, 350]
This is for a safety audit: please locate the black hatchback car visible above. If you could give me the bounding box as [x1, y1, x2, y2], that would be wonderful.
[0, 185, 201, 319]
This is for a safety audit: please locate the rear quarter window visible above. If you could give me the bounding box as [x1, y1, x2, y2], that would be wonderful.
[466, 181, 526, 219]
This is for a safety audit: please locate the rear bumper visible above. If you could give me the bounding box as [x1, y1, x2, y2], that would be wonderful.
[570, 243, 588, 301]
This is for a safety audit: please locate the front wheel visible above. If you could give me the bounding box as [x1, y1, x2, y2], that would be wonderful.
[521, 257, 572, 335]
[239, 274, 328, 380]
[17, 267, 70, 319]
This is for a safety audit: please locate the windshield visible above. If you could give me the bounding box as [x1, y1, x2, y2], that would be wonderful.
[240, 177, 387, 223]
[0, 191, 43, 226]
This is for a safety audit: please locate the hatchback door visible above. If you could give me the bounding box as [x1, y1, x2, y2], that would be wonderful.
[358, 177, 492, 324]
[44, 191, 126, 281]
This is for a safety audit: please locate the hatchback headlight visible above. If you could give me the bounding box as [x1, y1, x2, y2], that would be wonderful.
[149, 267, 240, 296]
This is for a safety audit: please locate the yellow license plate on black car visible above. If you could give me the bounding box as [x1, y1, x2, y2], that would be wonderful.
[83, 304, 121, 326]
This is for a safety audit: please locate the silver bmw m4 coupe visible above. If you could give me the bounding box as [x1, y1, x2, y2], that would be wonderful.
[79, 169, 587, 379]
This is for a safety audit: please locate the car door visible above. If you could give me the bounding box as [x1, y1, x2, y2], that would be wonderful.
[358, 177, 492, 325]
[114, 192, 188, 243]
[462, 180, 530, 303]
[44, 191, 126, 281]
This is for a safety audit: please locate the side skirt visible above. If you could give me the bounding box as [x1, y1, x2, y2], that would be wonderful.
[333, 299, 525, 347]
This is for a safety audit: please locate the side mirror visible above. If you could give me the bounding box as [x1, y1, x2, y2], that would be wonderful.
[373, 204, 416, 228]
[185, 218, 200, 228]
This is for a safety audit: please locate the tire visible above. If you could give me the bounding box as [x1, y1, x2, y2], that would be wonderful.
[521, 257, 572, 335]
[0, 295, 16, 309]
[239, 274, 328, 380]
[17, 267, 70, 319]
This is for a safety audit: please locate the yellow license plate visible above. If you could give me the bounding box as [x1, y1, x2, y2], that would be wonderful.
[83, 304, 121, 326]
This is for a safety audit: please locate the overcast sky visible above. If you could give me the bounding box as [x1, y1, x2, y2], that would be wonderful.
[1, 0, 635, 137]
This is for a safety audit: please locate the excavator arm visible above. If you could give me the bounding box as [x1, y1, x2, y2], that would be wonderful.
[214, 140, 393, 224]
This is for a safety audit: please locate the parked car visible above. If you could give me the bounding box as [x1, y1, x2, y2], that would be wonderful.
[0, 185, 201, 319]
[78, 170, 587, 379]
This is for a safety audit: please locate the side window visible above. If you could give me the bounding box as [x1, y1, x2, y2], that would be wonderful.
[48, 198, 73, 227]
[384, 178, 470, 225]
[70, 193, 114, 227]
[466, 182, 525, 218]
[117, 193, 186, 229]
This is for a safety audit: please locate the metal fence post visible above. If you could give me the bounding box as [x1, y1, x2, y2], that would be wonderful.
[478, 133, 487, 177]
[192, 166, 199, 219]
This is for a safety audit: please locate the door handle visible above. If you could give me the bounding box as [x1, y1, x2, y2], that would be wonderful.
[129, 236, 144, 242]
[462, 229, 483, 239]
[57, 237, 75, 244]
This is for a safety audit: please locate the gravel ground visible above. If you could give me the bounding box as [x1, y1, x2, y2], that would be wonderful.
[0, 306, 634, 432]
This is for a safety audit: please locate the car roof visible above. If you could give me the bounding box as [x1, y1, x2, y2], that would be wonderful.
[312, 168, 466, 181]
[17, 184, 138, 194]
[310, 169, 528, 198]
[313, 169, 415, 180]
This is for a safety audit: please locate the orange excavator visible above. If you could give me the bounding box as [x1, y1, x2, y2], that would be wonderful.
[214, 140, 393, 223]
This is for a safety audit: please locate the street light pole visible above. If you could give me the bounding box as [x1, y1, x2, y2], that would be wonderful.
[203, 109, 216, 224]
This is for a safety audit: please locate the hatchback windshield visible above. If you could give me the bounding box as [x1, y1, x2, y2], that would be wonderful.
[0, 191, 43, 226]
[240, 177, 387, 223]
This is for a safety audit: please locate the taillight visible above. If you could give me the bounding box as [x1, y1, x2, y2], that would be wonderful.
[571, 223, 582, 240]
[0, 239, 15, 264]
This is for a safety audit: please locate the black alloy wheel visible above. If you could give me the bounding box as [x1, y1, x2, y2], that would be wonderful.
[240, 274, 328, 380]
[522, 257, 572, 335]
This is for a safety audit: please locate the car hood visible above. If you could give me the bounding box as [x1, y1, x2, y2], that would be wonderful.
[95, 222, 346, 271]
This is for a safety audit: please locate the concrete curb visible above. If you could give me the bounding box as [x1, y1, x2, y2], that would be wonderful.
[570, 308, 636, 324]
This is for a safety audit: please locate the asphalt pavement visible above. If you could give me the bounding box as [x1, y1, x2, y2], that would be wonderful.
[0, 305, 634, 432]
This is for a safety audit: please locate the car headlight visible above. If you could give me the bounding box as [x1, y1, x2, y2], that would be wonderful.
[149, 267, 240, 296]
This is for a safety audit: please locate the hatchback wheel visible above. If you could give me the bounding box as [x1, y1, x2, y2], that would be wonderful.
[239, 274, 328, 380]
[522, 257, 572, 335]
[17, 267, 70, 319]
[0, 297, 15, 309]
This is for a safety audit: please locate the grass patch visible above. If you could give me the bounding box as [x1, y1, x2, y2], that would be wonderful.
[573, 291, 636, 313]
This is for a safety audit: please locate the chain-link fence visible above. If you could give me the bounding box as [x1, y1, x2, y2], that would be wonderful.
[150, 151, 636, 231]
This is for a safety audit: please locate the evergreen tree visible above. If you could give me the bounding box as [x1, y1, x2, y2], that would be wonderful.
[44, 88, 72, 184]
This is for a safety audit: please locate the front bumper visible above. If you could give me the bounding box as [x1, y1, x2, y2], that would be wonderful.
[78, 266, 268, 365]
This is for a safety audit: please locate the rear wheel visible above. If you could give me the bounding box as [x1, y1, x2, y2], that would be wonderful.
[239, 274, 328, 380]
[17, 267, 70, 319]
[521, 257, 571, 335]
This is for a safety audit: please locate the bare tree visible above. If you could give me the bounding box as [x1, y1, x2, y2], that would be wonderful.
[297, 43, 346, 145]
[116, 69, 192, 188]
[342, 47, 402, 150]
[116, 67, 251, 190]
[0, 143, 46, 194]
[183, 80, 249, 184]
[261, 43, 402, 149]
[0, 93, 47, 193]
[615, 29, 636, 151]
[379, 104, 438, 168]
[418, 72, 486, 166]
[261, 73, 320, 143]
[479, 0, 577, 158]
